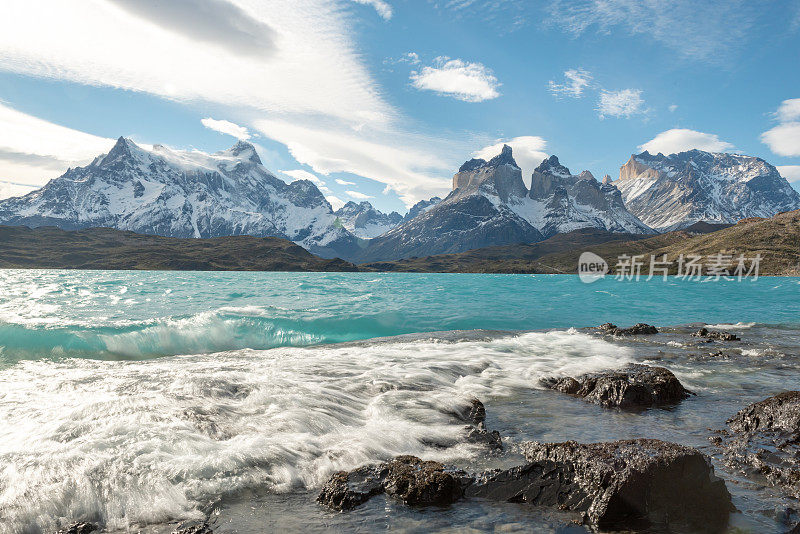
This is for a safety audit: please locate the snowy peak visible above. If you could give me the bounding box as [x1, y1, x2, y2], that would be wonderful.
[334, 200, 402, 239]
[224, 139, 262, 164]
[0, 136, 359, 259]
[616, 149, 800, 230]
[524, 154, 653, 237]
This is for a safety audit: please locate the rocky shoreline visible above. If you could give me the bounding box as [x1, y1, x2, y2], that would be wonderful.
[54, 323, 800, 534]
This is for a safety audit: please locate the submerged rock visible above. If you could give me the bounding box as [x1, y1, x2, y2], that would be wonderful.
[319, 439, 733, 532]
[719, 391, 800, 498]
[692, 327, 740, 341]
[450, 398, 502, 450]
[541, 364, 692, 408]
[56, 524, 98, 534]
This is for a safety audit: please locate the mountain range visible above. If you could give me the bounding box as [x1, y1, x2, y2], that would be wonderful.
[0, 137, 359, 258]
[615, 149, 800, 231]
[0, 137, 798, 262]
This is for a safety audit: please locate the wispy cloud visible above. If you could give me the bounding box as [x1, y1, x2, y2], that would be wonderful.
[410, 57, 501, 102]
[639, 129, 734, 155]
[107, 0, 277, 58]
[349, 0, 393, 20]
[254, 118, 452, 206]
[437, 0, 528, 32]
[548, 68, 592, 98]
[201, 118, 251, 140]
[474, 136, 548, 182]
[762, 98, 800, 157]
[0, 0, 392, 127]
[346, 190, 373, 200]
[0, 102, 115, 185]
[597, 89, 645, 119]
[335, 178, 356, 185]
[546, 0, 755, 61]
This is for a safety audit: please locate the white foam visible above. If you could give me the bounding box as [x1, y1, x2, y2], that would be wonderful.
[0, 330, 632, 532]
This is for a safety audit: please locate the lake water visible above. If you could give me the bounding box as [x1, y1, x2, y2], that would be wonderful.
[1, 270, 799, 533]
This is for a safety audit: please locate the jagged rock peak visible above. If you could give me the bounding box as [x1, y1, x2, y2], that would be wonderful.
[225, 139, 262, 164]
[602, 174, 613, 185]
[534, 155, 571, 177]
[486, 144, 518, 168]
[458, 158, 487, 173]
[457, 145, 518, 173]
[578, 170, 596, 181]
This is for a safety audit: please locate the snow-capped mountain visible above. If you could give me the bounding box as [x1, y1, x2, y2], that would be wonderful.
[356, 145, 651, 262]
[0, 137, 359, 258]
[403, 196, 441, 222]
[334, 201, 402, 239]
[615, 149, 800, 231]
[522, 156, 653, 238]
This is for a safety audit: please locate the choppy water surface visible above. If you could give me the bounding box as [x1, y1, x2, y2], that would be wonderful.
[1, 270, 799, 533]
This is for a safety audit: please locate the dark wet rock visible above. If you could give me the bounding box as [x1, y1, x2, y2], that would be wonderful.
[520, 439, 734, 532]
[318, 456, 469, 510]
[383, 456, 467, 506]
[719, 391, 800, 498]
[450, 398, 502, 450]
[541, 364, 692, 408]
[319, 440, 732, 532]
[172, 521, 214, 534]
[317, 465, 386, 511]
[597, 322, 658, 336]
[692, 327, 740, 341]
[56, 524, 98, 534]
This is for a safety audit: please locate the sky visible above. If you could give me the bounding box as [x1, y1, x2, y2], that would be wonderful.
[0, 0, 799, 213]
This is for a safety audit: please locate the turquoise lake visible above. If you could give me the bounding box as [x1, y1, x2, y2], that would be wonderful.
[1, 270, 800, 533]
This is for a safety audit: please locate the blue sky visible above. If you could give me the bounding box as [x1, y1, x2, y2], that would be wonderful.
[0, 0, 799, 213]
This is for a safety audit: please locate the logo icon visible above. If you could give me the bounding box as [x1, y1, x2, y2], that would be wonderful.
[578, 251, 608, 283]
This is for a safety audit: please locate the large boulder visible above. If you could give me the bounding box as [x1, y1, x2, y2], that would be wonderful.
[718, 391, 800, 497]
[520, 439, 733, 532]
[541, 364, 692, 408]
[318, 440, 733, 532]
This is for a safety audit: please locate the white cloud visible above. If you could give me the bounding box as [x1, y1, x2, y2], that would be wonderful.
[546, 0, 755, 61]
[349, 0, 392, 20]
[762, 99, 800, 157]
[0, 102, 116, 186]
[638, 129, 734, 155]
[346, 190, 373, 200]
[201, 118, 251, 140]
[254, 119, 453, 207]
[474, 136, 549, 183]
[0, 0, 392, 127]
[777, 165, 800, 182]
[548, 68, 592, 98]
[326, 195, 345, 210]
[762, 122, 800, 157]
[597, 89, 645, 119]
[777, 99, 800, 122]
[669, 104, 678, 113]
[335, 178, 356, 185]
[410, 57, 500, 103]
